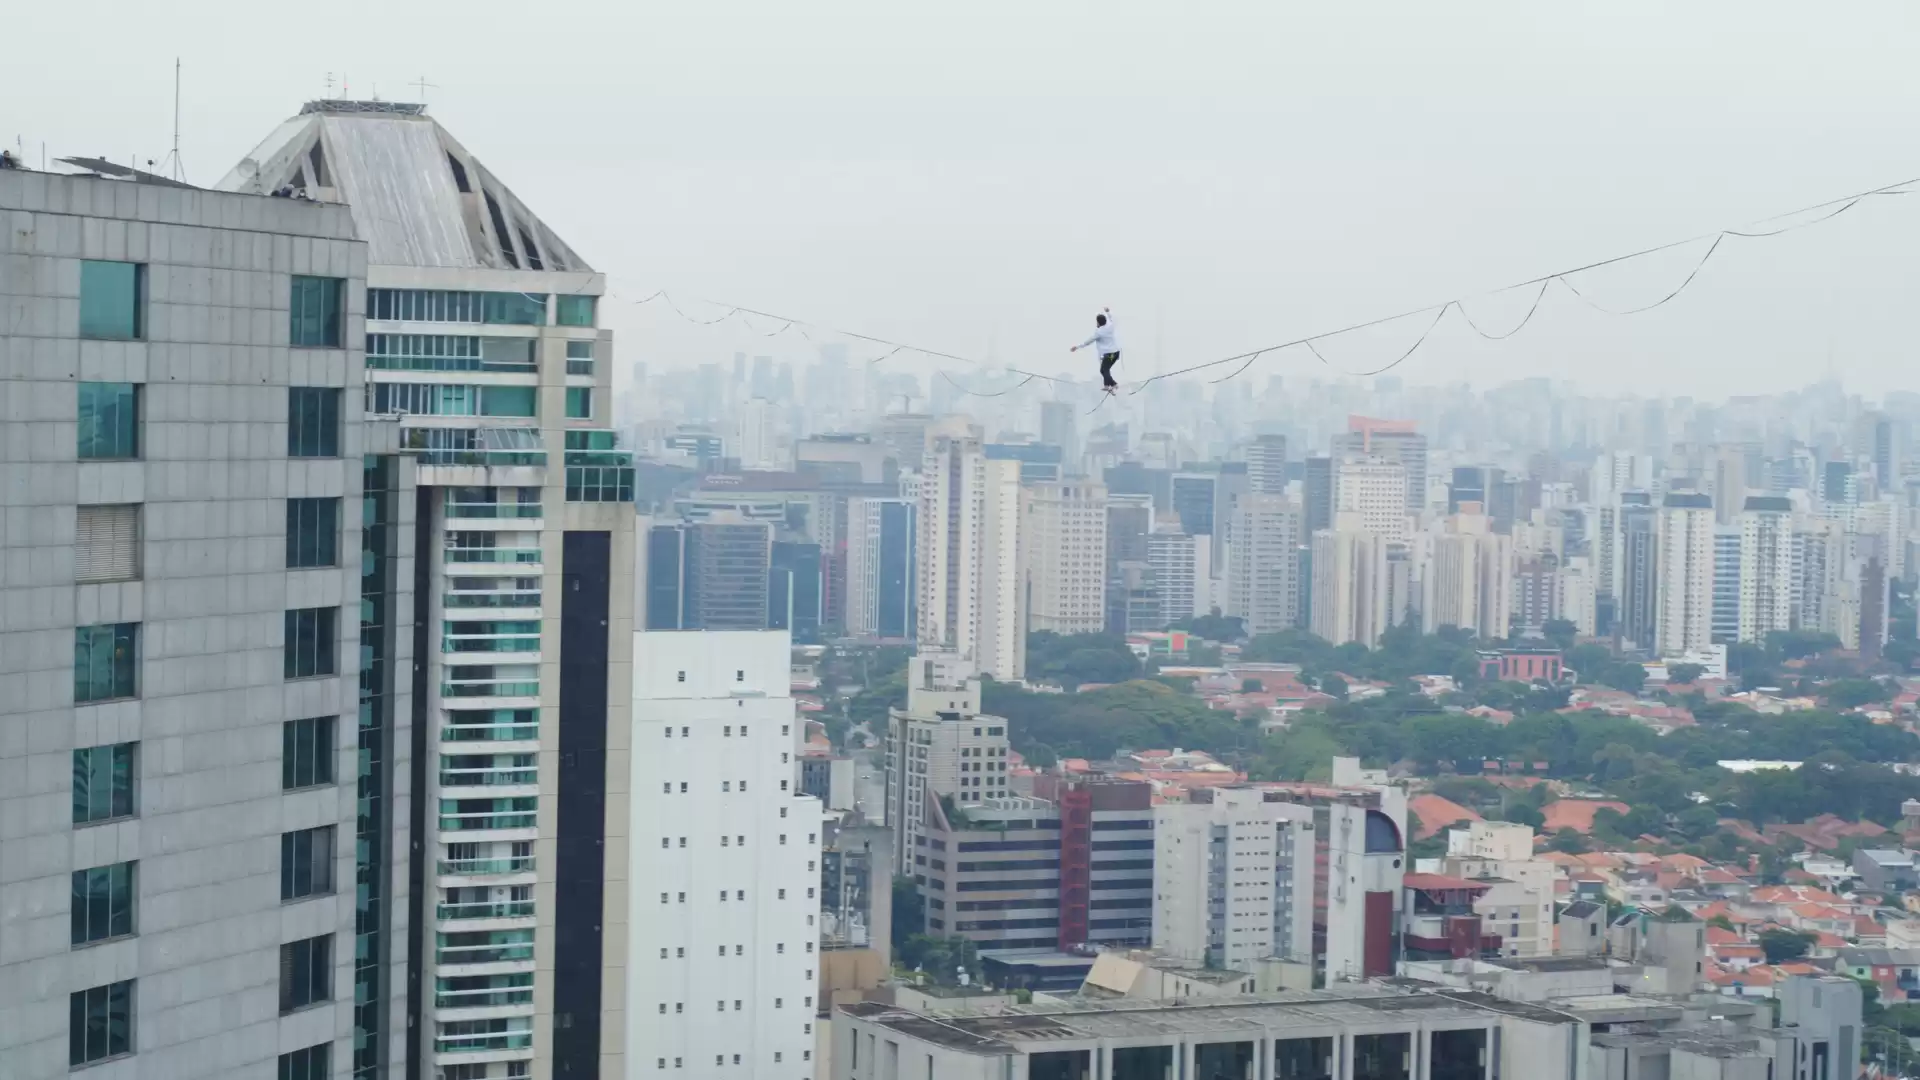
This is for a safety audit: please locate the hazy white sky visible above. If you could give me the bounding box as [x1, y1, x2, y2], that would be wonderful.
[11, 0, 1920, 397]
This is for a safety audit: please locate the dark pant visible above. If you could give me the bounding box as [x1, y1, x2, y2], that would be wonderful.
[1099, 351, 1120, 388]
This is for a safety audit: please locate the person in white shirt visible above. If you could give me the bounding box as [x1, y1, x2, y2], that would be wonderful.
[1070, 308, 1120, 390]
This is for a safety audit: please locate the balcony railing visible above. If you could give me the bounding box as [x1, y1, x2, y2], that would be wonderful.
[439, 767, 539, 788]
[443, 594, 540, 610]
[441, 722, 538, 743]
[444, 548, 542, 565]
[437, 900, 535, 921]
[443, 503, 543, 520]
[439, 856, 536, 876]
[441, 681, 541, 698]
[439, 812, 538, 832]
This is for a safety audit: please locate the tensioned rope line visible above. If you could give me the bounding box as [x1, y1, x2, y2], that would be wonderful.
[614, 173, 1918, 396]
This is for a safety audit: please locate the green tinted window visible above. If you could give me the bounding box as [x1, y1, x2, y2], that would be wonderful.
[482, 292, 546, 325]
[565, 387, 592, 419]
[79, 261, 143, 340]
[290, 276, 343, 347]
[77, 383, 140, 459]
[480, 386, 537, 417]
[556, 295, 596, 326]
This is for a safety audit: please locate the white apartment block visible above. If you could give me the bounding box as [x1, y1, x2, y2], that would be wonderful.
[628, 632, 823, 1080]
[1309, 519, 1389, 648]
[0, 168, 414, 1079]
[1739, 496, 1794, 643]
[1153, 789, 1316, 970]
[1022, 480, 1108, 635]
[881, 659, 1012, 870]
[917, 437, 1024, 680]
[1334, 455, 1409, 542]
[733, 396, 789, 472]
[1656, 493, 1715, 657]
[1422, 511, 1512, 640]
[1226, 493, 1300, 635]
[1146, 530, 1203, 624]
[1443, 823, 1555, 959]
[222, 100, 638, 1077]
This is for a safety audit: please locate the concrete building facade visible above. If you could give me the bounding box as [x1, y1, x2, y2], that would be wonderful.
[627, 632, 823, 1079]
[1738, 496, 1794, 643]
[1226, 493, 1301, 635]
[1023, 480, 1109, 635]
[0, 167, 415, 1079]
[221, 100, 639, 1077]
[1153, 788, 1316, 970]
[918, 437, 1025, 680]
[1656, 493, 1716, 657]
[882, 658, 1011, 870]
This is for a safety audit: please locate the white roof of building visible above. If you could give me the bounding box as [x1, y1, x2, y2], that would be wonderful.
[218, 100, 589, 272]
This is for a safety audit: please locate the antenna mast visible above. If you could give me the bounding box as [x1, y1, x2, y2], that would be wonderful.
[160, 58, 185, 182]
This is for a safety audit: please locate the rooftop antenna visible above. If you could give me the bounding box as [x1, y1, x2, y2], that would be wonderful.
[325, 72, 335, 97]
[158, 58, 185, 182]
[410, 75, 439, 104]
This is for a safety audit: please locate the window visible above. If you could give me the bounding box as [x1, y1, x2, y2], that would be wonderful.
[71, 861, 136, 945]
[281, 826, 335, 900]
[480, 385, 537, 417]
[79, 261, 144, 340]
[288, 387, 341, 457]
[564, 387, 592, 419]
[283, 716, 335, 789]
[556, 295, 597, 327]
[77, 382, 140, 460]
[279, 934, 332, 1012]
[289, 276, 344, 347]
[286, 497, 340, 568]
[482, 292, 547, 325]
[75, 504, 141, 582]
[279, 1043, 332, 1080]
[74, 623, 137, 703]
[72, 743, 136, 824]
[69, 980, 133, 1066]
[566, 340, 594, 375]
[284, 607, 337, 678]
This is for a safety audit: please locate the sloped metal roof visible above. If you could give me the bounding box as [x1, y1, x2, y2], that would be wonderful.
[217, 101, 589, 272]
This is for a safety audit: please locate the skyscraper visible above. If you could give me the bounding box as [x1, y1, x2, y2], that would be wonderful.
[1310, 514, 1391, 647]
[1422, 506, 1513, 640]
[223, 100, 639, 1076]
[628, 632, 823, 1077]
[1334, 455, 1410, 542]
[1245, 433, 1288, 495]
[1039, 400, 1078, 471]
[1147, 530, 1203, 624]
[1303, 455, 1336, 536]
[1169, 471, 1218, 537]
[1227, 493, 1302, 635]
[1712, 525, 1743, 644]
[1336, 416, 1427, 511]
[845, 496, 917, 640]
[1618, 494, 1659, 652]
[1738, 496, 1794, 643]
[1154, 789, 1316, 970]
[1023, 480, 1109, 635]
[918, 437, 1026, 680]
[1655, 492, 1716, 656]
[0, 167, 415, 1079]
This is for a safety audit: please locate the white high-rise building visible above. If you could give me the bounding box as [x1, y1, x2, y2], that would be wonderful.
[223, 100, 638, 1077]
[1153, 789, 1316, 970]
[1558, 555, 1599, 636]
[1421, 507, 1512, 639]
[917, 437, 1025, 679]
[1226, 493, 1301, 635]
[880, 656, 1012, 867]
[733, 396, 789, 471]
[628, 632, 823, 1079]
[1794, 519, 1841, 635]
[1147, 530, 1203, 624]
[1023, 480, 1109, 635]
[1310, 514, 1389, 647]
[1334, 456, 1410, 542]
[1656, 492, 1716, 656]
[1739, 496, 1795, 643]
[845, 497, 917, 640]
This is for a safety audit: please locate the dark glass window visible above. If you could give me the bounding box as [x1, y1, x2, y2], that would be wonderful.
[279, 934, 333, 1012]
[281, 826, 336, 901]
[79, 261, 144, 340]
[74, 623, 137, 702]
[289, 276, 344, 347]
[72, 742, 137, 824]
[286, 497, 340, 567]
[283, 716, 336, 790]
[69, 980, 134, 1065]
[77, 382, 140, 459]
[279, 1043, 332, 1080]
[565, 387, 592, 419]
[555, 295, 596, 327]
[284, 607, 337, 678]
[288, 388, 341, 457]
[71, 862, 136, 945]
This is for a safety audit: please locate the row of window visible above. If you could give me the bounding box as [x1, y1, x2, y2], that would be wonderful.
[75, 611, 339, 702]
[70, 970, 333, 1066]
[78, 261, 344, 347]
[662, 722, 792, 738]
[366, 287, 596, 327]
[73, 718, 332, 830]
[656, 995, 813, 1015]
[77, 382, 343, 460]
[659, 882, 818, 903]
[69, 492, 340, 588]
[656, 1051, 810, 1070]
